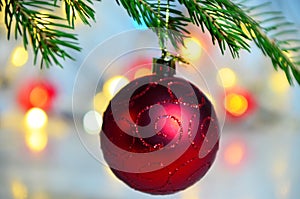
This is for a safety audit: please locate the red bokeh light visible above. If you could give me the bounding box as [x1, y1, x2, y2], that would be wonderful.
[17, 79, 57, 111]
[224, 87, 256, 119]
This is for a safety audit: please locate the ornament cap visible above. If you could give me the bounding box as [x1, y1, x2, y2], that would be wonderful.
[152, 56, 176, 77]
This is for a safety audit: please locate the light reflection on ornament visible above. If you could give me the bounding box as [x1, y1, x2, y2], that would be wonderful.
[83, 110, 103, 135]
[25, 129, 48, 152]
[181, 37, 202, 61]
[24, 108, 48, 129]
[217, 67, 237, 88]
[103, 76, 129, 99]
[11, 47, 29, 67]
[11, 180, 28, 199]
[225, 93, 248, 117]
[93, 92, 110, 113]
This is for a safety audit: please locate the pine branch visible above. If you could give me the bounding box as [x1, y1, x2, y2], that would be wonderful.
[1, 0, 300, 85]
[0, 1, 3, 11]
[118, 0, 299, 85]
[222, 0, 300, 85]
[2, 0, 96, 68]
[54, 0, 97, 28]
[116, 0, 190, 48]
[178, 0, 300, 85]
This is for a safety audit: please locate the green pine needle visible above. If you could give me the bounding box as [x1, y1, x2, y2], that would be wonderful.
[57, 0, 96, 28]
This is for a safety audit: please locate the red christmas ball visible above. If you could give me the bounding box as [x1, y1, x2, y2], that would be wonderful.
[100, 74, 219, 195]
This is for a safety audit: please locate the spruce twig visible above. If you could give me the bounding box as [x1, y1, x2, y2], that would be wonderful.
[1, 0, 300, 85]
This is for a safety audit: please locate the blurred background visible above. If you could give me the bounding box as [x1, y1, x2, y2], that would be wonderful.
[0, 0, 300, 198]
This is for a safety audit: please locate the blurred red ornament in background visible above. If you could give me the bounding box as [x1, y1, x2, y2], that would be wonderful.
[17, 79, 57, 111]
[224, 87, 256, 119]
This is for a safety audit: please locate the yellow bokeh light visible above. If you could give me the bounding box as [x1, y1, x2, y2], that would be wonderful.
[217, 68, 237, 88]
[103, 76, 129, 99]
[83, 110, 103, 135]
[269, 72, 290, 93]
[11, 180, 28, 199]
[32, 191, 49, 199]
[224, 141, 245, 166]
[93, 92, 110, 113]
[225, 93, 248, 117]
[134, 68, 151, 79]
[181, 37, 202, 61]
[29, 86, 49, 107]
[24, 108, 48, 129]
[11, 47, 29, 67]
[25, 129, 48, 152]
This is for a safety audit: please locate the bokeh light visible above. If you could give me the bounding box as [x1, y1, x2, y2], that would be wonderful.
[24, 108, 48, 129]
[217, 67, 237, 88]
[17, 79, 56, 111]
[11, 47, 29, 67]
[31, 191, 49, 199]
[225, 93, 248, 117]
[93, 92, 110, 113]
[25, 129, 48, 152]
[11, 180, 28, 199]
[224, 140, 247, 167]
[134, 67, 151, 79]
[181, 37, 202, 61]
[103, 76, 129, 99]
[269, 72, 290, 93]
[83, 110, 103, 135]
[29, 86, 49, 107]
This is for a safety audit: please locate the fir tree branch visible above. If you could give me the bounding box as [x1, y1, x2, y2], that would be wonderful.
[119, 0, 299, 85]
[0, 1, 3, 11]
[1, 0, 300, 85]
[178, 0, 300, 85]
[225, 0, 300, 85]
[2, 0, 97, 68]
[54, 0, 97, 28]
[116, 0, 190, 48]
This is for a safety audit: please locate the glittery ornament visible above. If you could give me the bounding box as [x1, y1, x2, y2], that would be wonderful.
[100, 57, 219, 195]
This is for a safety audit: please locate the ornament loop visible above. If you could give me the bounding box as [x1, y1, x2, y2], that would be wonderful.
[152, 56, 176, 77]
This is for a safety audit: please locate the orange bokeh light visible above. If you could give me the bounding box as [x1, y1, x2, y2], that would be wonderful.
[17, 79, 56, 111]
[224, 140, 247, 167]
[225, 93, 249, 117]
[224, 88, 256, 119]
[29, 86, 49, 107]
